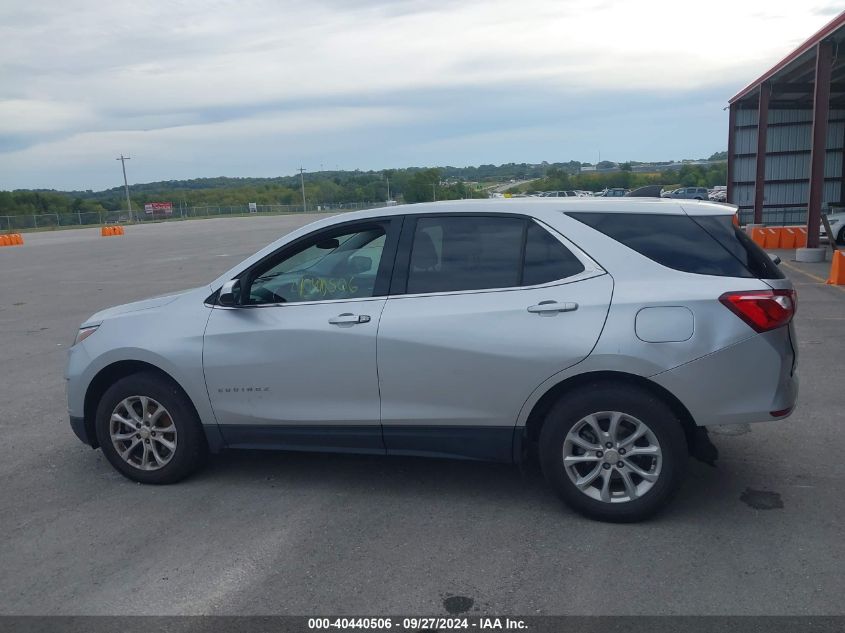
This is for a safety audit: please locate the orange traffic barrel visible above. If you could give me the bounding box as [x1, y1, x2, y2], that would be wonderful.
[763, 227, 781, 249]
[750, 227, 767, 248]
[780, 228, 797, 249]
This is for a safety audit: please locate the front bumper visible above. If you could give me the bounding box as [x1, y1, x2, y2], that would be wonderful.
[69, 415, 95, 447]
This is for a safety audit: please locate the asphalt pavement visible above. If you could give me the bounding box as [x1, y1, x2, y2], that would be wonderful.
[1, 217, 843, 616]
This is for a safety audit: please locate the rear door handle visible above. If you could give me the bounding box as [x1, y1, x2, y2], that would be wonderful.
[527, 301, 579, 315]
[328, 313, 371, 325]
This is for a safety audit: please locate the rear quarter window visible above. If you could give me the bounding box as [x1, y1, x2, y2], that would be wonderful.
[693, 215, 785, 279]
[568, 212, 784, 279]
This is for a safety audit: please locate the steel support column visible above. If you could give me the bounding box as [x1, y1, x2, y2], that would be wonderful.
[839, 112, 845, 204]
[807, 41, 833, 248]
[727, 102, 738, 206]
[753, 84, 770, 224]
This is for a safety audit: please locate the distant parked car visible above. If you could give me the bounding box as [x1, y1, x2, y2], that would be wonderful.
[625, 185, 664, 198]
[708, 190, 727, 203]
[820, 211, 845, 244]
[665, 187, 709, 200]
[539, 191, 580, 198]
[594, 188, 628, 197]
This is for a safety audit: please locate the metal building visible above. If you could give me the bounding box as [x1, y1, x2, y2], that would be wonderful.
[727, 10, 845, 248]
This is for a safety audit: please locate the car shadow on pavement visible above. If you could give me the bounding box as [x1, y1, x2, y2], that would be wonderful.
[192, 448, 735, 522]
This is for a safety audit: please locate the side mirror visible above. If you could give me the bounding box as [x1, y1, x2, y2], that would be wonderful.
[348, 255, 372, 274]
[218, 279, 241, 307]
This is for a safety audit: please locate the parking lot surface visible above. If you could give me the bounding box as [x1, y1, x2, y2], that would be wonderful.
[1, 216, 843, 616]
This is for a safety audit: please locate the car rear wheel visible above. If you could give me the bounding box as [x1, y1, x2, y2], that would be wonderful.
[539, 382, 688, 522]
[838, 226, 845, 245]
[94, 371, 207, 484]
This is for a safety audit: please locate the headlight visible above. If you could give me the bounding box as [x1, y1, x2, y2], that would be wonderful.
[74, 325, 99, 346]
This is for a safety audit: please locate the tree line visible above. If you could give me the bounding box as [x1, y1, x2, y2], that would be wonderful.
[0, 168, 487, 216]
[523, 162, 727, 193]
[0, 158, 727, 217]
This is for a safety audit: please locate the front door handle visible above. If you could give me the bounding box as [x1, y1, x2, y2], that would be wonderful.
[527, 301, 579, 315]
[328, 313, 371, 325]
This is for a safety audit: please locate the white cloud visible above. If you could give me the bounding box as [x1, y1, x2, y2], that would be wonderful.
[0, 100, 94, 134]
[0, 104, 420, 189]
[0, 0, 840, 188]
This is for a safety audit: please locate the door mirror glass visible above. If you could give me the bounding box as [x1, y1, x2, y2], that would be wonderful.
[218, 279, 241, 307]
[316, 238, 340, 250]
[348, 255, 372, 274]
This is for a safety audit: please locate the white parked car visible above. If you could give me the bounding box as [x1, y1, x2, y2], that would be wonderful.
[821, 212, 845, 244]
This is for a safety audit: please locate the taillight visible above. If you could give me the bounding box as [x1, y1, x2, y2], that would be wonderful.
[719, 289, 796, 333]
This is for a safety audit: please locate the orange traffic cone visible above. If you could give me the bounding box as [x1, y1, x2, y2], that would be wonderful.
[828, 251, 845, 285]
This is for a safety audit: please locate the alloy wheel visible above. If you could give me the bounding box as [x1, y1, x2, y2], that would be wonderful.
[109, 396, 178, 471]
[562, 411, 662, 503]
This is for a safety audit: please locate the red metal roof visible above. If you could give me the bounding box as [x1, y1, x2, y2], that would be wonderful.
[729, 10, 845, 104]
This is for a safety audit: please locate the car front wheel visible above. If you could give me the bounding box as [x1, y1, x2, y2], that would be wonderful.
[539, 382, 688, 522]
[94, 371, 207, 484]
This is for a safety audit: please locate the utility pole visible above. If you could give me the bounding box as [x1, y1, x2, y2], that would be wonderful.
[431, 183, 437, 202]
[298, 167, 307, 212]
[116, 154, 133, 222]
[385, 173, 391, 201]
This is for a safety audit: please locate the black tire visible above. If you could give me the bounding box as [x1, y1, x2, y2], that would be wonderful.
[539, 381, 688, 523]
[95, 371, 208, 484]
[838, 226, 845, 245]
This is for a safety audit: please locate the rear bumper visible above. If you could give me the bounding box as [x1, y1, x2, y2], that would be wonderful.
[650, 327, 798, 427]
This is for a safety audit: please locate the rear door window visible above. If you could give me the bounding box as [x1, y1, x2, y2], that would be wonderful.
[692, 215, 785, 279]
[568, 212, 783, 279]
[523, 222, 585, 285]
[407, 216, 524, 293]
[404, 216, 587, 294]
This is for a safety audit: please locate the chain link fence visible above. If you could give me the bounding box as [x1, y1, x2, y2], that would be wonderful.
[0, 201, 399, 232]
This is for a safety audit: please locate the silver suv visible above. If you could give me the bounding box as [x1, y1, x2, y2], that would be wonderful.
[65, 199, 798, 522]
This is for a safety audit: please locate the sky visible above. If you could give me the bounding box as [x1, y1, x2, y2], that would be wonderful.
[0, 0, 842, 191]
